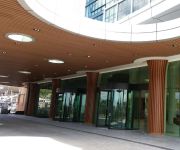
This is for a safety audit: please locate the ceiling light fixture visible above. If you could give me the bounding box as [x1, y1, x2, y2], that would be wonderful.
[33, 28, 40, 32]
[0, 51, 7, 54]
[6, 33, 35, 43]
[18, 71, 31, 74]
[0, 75, 8, 78]
[48, 59, 64, 64]
[87, 55, 91, 58]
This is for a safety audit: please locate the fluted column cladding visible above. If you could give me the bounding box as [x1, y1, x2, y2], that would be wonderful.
[85, 72, 99, 124]
[26, 83, 39, 116]
[147, 60, 168, 134]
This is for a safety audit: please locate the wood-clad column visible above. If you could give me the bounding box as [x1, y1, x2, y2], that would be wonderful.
[147, 60, 168, 134]
[85, 72, 99, 124]
[26, 83, 39, 116]
[49, 79, 61, 119]
[24, 83, 30, 115]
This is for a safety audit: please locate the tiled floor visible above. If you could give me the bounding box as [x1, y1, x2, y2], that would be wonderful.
[0, 114, 179, 150]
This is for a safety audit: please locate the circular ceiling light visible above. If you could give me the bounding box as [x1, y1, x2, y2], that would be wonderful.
[48, 59, 64, 64]
[6, 33, 34, 42]
[18, 71, 31, 74]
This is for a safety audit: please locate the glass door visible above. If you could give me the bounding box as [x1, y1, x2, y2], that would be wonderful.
[73, 93, 86, 122]
[96, 91, 111, 127]
[109, 89, 128, 129]
[54, 93, 63, 120]
[130, 90, 148, 131]
[62, 92, 76, 121]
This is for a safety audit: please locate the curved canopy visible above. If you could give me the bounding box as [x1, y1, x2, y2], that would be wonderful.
[19, 0, 180, 42]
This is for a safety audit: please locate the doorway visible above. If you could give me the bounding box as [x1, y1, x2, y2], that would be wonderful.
[96, 88, 148, 131]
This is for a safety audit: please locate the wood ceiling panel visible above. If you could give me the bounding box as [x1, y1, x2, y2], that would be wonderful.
[0, 0, 179, 86]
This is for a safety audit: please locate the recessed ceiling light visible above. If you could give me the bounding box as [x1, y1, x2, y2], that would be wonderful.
[6, 33, 35, 43]
[33, 28, 40, 32]
[87, 55, 91, 58]
[0, 51, 7, 54]
[18, 71, 31, 74]
[67, 69, 71, 72]
[48, 59, 64, 64]
[0, 75, 8, 78]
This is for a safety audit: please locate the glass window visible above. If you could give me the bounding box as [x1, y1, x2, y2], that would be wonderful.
[118, 0, 131, 20]
[105, 5, 117, 22]
[166, 61, 180, 137]
[133, 0, 149, 12]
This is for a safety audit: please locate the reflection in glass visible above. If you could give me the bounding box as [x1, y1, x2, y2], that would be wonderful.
[97, 67, 148, 130]
[118, 0, 131, 20]
[96, 91, 110, 126]
[133, 0, 148, 12]
[166, 61, 180, 137]
[37, 83, 52, 117]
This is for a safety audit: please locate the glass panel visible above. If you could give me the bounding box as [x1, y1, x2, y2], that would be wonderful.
[166, 61, 180, 137]
[62, 92, 76, 121]
[105, 5, 117, 22]
[118, 0, 131, 20]
[98, 66, 148, 130]
[54, 93, 63, 120]
[97, 91, 109, 126]
[109, 89, 128, 129]
[80, 94, 86, 122]
[73, 94, 81, 122]
[36, 83, 52, 117]
[133, 0, 149, 12]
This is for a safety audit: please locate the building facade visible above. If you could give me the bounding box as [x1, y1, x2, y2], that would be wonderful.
[25, 59, 180, 137]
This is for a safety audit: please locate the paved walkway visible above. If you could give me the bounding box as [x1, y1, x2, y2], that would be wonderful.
[0, 114, 179, 150]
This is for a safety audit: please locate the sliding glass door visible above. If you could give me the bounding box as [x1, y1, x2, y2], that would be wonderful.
[96, 91, 111, 127]
[109, 89, 128, 129]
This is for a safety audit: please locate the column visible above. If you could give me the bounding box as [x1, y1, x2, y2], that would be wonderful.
[26, 83, 39, 116]
[24, 83, 30, 115]
[147, 60, 168, 134]
[85, 72, 99, 124]
[49, 79, 61, 119]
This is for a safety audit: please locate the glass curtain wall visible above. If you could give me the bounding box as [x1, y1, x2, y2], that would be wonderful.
[85, 0, 151, 22]
[96, 67, 148, 130]
[59, 77, 87, 122]
[166, 61, 180, 137]
[36, 83, 52, 117]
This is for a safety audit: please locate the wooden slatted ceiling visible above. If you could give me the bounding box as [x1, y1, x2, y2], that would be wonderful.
[0, 0, 180, 86]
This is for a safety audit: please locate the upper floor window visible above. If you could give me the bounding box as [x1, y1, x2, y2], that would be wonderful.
[118, 0, 131, 20]
[105, 5, 117, 22]
[133, 0, 149, 12]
